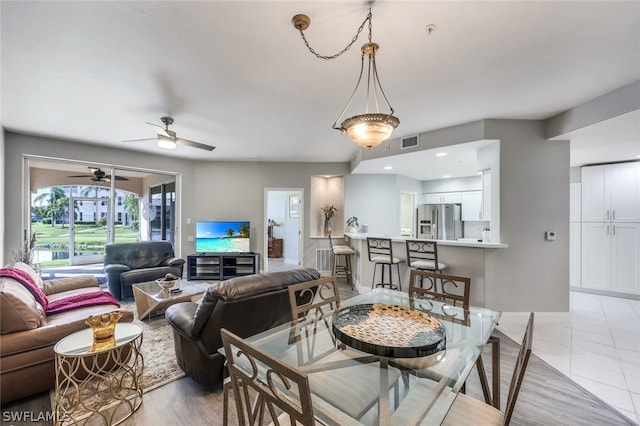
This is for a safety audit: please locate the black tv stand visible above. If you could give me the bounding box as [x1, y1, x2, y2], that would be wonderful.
[187, 253, 260, 281]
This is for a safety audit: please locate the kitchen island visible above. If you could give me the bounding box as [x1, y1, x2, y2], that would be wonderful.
[344, 233, 508, 307]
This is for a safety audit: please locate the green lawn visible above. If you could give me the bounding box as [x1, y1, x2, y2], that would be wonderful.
[31, 222, 139, 267]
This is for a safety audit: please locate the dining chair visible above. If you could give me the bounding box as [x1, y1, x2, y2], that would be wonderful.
[442, 312, 535, 425]
[366, 237, 404, 290]
[405, 239, 448, 274]
[288, 276, 340, 322]
[327, 233, 356, 290]
[287, 277, 403, 421]
[400, 270, 498, 408]
[221, 327, 315, 425]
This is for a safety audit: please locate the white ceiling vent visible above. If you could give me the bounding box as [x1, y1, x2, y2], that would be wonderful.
[401, 135, 419, 149]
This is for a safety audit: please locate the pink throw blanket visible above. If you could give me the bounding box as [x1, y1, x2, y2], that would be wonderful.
[0, 266, 120, 315]
[46, 291, 120, 315]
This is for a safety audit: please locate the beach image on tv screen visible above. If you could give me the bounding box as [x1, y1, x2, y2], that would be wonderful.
[196, 221, 250, 252]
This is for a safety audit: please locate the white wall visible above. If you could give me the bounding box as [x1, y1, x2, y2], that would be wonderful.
[422, 176, 482, 194]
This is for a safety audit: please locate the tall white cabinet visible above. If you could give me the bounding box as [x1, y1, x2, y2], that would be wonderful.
[569, 183, 581, 288]
[580, 162, 640, 295]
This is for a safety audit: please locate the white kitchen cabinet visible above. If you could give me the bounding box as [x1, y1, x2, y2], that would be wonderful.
[570, 222, 581, 288]
[461, 191, 482, 221]
[424, 192, 461, 204]
[570, 183, 581, 222]
[581, 163, 640, 222]
[610, 222, 640, 294]
[581, 223, 610, 290]
[581, 222, 640, 294]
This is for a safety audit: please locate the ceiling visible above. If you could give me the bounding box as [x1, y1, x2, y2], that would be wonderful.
[2, 1, 639, 181]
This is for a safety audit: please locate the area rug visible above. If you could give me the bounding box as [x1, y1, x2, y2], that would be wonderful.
[48, 301, 187, 423]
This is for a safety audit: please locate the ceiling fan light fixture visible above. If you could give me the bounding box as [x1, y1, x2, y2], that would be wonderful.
[157, 136, 177, 150]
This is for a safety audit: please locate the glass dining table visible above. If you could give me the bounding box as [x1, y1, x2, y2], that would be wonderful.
[227, 288, 501, 425]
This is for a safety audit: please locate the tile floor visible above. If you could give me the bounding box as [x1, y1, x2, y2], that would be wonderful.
[497, 291, 640, 425]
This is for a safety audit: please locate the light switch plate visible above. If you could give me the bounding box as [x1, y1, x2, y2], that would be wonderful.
[545, 231, 556, 241]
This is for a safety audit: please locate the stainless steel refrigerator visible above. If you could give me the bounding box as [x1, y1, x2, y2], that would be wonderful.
[417, 204, 463, 240]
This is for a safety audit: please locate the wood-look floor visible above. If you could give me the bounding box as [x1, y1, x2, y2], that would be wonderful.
[1, 280, 633, 425]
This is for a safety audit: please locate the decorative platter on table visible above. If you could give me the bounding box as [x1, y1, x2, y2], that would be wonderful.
[332, 303, 446, 358]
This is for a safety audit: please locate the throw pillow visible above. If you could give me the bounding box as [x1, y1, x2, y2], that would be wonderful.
[12, 261, 45, 290]
[0, 266, 49, 310]
[0, 278, 46, 334]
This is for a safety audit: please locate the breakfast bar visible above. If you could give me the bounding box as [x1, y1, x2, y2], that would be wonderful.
[344, 233, 508, 307]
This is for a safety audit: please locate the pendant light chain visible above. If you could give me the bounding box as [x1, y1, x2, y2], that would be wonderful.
[297, 9, 373, 61]
[292, 7, 399, 148]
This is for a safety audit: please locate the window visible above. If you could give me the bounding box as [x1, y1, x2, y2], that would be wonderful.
[117, 212, 122, 222]
[117, 196, 123, 206]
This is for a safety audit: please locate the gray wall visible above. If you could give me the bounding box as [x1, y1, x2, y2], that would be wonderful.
[350, 119, 570, 312]
[3, 133, 350, 271]
[484, 120, 570, 311]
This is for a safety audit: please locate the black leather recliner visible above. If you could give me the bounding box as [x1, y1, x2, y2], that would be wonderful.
[103, 241, 185, 300]
[165, 268, 321, 387]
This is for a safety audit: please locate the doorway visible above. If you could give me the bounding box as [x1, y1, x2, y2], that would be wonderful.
[400, 191, 417, 237]
[265, 189, 303, 272]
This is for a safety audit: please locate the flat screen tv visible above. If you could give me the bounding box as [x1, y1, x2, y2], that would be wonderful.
[195, 221, 251, 253]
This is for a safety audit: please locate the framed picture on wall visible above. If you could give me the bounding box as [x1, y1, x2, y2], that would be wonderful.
[289, 194, 300, 219]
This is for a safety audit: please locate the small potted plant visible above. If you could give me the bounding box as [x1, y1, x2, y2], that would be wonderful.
[346, 216, 359, 233]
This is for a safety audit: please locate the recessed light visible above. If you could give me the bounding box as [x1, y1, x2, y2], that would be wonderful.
[443, 175, 450, 178]
[435, 152, 447, 157]
[384, 166, 393, 170]
[636, 155, 640, 158]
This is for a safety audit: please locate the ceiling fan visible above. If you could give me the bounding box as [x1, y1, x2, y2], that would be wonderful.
[122, 116, 216, 151]
[67, 167, 129, 184]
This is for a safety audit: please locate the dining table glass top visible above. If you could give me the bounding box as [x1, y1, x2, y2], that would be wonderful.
[233, 288, 501, 425]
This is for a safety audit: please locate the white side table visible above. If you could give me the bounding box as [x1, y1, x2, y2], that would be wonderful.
[54, 323, 144, 425]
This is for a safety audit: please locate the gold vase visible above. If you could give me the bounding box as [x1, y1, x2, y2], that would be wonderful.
[85, 311, 123, 352]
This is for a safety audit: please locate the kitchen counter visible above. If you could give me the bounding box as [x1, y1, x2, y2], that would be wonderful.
[343, 233, 508, 307]
[344, 233, 508, 249]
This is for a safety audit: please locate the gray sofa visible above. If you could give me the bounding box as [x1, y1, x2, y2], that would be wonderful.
[165, 268, 321, 387]
[103, 241, 185, 300]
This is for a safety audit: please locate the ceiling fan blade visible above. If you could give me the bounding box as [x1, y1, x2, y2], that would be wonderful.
[113, 175, 130, 181]
[122, 138, 156, 143]
[67, 174, 94, 178]
[176, 138, 216, 151]
[145, 121, 163, 129]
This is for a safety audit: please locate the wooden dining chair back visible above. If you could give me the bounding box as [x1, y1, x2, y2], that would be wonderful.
[221, 328, 315, 426]
[408, 269, 470, 309]
[503, 312, 534, 424]
[405, 239, 448, 273]
[288, 276, 340, 323]
[366, 237, 404, 290]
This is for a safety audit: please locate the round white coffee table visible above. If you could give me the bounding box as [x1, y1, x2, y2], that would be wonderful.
[53, 323, 143, 425]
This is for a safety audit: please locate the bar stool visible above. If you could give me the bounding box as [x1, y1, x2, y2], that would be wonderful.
[366, 237, 404, 290]
[328, 233, 356, 290]
[405, 239, 448, 274]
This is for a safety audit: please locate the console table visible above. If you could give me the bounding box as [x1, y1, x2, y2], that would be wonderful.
[187, 253, 260, 280]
